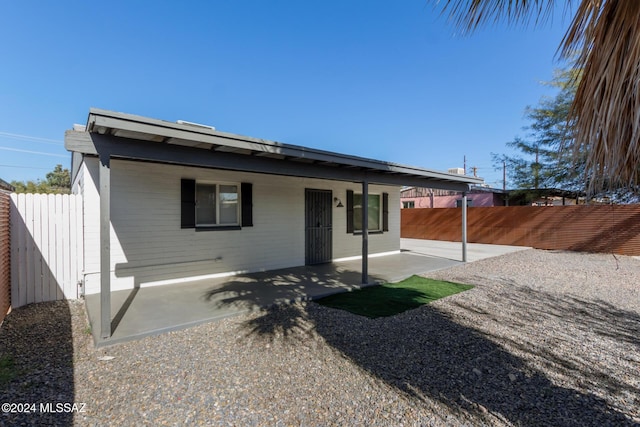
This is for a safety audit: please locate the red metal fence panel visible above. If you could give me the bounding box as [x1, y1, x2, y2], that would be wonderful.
[401, 205, 640, 256]
[0, 191, 10, 324]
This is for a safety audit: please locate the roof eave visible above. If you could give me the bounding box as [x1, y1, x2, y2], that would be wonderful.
[79, 108, 482, 188]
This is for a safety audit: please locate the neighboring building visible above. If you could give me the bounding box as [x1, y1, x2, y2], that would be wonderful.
[401, 186, 507, 208]
[400, 186, 587, 208]
[0, 178, 14, 192]
[401, 167, 507, 208]
[506, 188, 584, 206]
[65, 108, 482, 339]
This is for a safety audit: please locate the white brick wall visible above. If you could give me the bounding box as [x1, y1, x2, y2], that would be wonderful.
[81, 158, 400, 294]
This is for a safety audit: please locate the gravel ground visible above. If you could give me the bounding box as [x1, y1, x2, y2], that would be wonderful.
[1, 249, 639, 426]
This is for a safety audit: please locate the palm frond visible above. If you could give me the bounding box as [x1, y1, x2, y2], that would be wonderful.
[560, 0, 640, 191]
[436, 0, 640, 192]
[436, 0, 568, 33]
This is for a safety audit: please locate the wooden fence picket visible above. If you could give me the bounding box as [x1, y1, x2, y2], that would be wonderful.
[10, 193, 83, 307]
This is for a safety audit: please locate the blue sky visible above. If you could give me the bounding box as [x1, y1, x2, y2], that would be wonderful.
[0, 0, 573, 187]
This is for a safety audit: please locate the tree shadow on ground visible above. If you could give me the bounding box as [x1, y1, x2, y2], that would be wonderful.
[237, 283, 640, 426]
[202, 264, 384, 324]
[448, 277, 640, 407]
[0, 301, 75, 426]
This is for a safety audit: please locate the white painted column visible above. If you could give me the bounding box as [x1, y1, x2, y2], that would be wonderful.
[99, 153, 111, 339]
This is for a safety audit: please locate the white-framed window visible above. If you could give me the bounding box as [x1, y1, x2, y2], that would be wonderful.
[354, 193, 381, 232]
[195, 182, 239, 227]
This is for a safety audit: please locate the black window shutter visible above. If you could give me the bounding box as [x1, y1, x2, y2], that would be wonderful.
[241, 182, 253, 227]
[382, 192, 389, 232]
[346, 190, 354, 233]
[181, 179, 196, 229]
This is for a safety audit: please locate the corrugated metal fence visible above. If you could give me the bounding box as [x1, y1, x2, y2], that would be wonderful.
[402, 205, 640, 256]
[0, 191, 10, 323]
[10, 193, 83, 308]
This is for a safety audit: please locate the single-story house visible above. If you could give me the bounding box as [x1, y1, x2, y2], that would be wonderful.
[65, 108, 483, 339]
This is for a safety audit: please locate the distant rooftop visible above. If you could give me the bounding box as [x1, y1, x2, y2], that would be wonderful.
[0, 178, 14, 192]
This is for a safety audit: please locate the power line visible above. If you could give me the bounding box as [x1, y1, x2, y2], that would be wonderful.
[0, 131, 63, 145]
[0, 146, 68, 158]
[0, 164, 52, 170]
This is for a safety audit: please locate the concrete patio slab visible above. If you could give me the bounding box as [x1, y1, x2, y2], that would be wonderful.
[85, 239, 529, 347]
[401, 238, 530, 262]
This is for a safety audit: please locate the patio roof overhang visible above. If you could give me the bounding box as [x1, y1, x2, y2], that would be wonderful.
[65, 108, 479, 341]
[66, 108, 483, 191]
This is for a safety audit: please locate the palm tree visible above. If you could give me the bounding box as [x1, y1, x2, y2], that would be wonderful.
[434, 0, 640, 193]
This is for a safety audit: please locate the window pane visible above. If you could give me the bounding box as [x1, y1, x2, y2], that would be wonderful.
[196, 184, 216, 225]
[354, 194, 363, 231]
[353, 193, 380, 231]
[219, 184, 238, 224]
[368, 194, 380, 230]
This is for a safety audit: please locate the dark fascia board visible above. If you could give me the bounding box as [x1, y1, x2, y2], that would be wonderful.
[66, 131, 472, 192]
[83, 108, 482, 187]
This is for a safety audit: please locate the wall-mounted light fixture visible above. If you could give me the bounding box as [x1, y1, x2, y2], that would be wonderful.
[334, 197, 344, 207]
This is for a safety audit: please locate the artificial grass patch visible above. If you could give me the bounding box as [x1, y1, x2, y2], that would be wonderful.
[315, 275, 473, 318]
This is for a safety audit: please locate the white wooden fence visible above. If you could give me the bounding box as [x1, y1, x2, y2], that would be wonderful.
[10, 193, 83, 307]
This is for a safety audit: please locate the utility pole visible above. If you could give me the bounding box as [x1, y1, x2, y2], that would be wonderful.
[534, 146, 540, 190]
[503, 160, 509, 206]
[471, 166, 478, 178]
[463, 155, 466, 175]
[503, 161, 506, 191]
